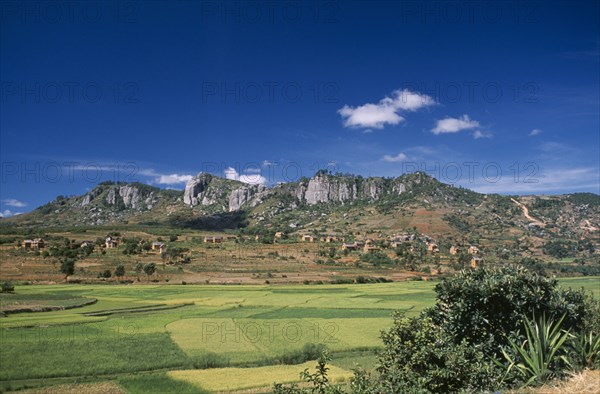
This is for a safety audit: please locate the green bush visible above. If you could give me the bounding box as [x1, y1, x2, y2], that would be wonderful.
[372, 266, 591, 392]
[114, 264, 126, 278]
[191, 352, 229, 369]
[273, 352, 344, 394]
[377, 313, 503, 392]
[543, 240, 577, 258]
[278, 343, 328, 365]
[424, 265, 588, 359]
[275, 266, 597, 393]
[1, 282, 14, 293]
[360, 251, 392, 266]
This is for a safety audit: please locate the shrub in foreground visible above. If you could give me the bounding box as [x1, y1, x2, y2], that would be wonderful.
[275, 266, 598, 393]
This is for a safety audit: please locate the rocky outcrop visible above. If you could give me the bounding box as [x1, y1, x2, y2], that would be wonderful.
[119, 185, 144, 209]
[228, 185, 268, 211]
[293, 174, 392, 205]
[302, 174, 357, 205]
[80, 187, 103, 206]
[184, 172, 250, 208]
[183, 172, 412, 209]
[363, 178, 386, 200]
[391, 179, 406, 195]
[183, 173, 215, 206]
[88, 184, 157, 209]
[105, 188, 117, 205]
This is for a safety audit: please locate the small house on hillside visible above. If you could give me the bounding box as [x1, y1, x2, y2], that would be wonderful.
[393, 234, 416, 242]
[468, 246, 480, 255]
[427, 243, 439, 253]
[363, 244, 379, 253]
[105, 237, 119, 249]
[274, 232, 285, 239]
[204, 236, 223, 244]
[449, 246, 460, 255]
[152, 242, 166, 252]
[22, 238, 46, 249]
[301, 234, 315, 242]
[342, 242, 358, 251]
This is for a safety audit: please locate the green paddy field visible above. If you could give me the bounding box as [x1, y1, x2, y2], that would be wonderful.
[1, 277, 597, 393]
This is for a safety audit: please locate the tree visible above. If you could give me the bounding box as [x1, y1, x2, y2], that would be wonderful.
[543, 240, 576, 259]
[141, 242, 152, 253]
[114, 264, 126, 279]
[373, 266, 591, 392]
[426, 265, 587, 354]
[166, 247, 189, 264]
[143, 262, 156, 281]
[1, 282, 14, 293]
[134, 262, 143, 281]
[81, 243, 94, 256]
[454, 250, 471, 269]
[60, 258, 75, 281]
[100, 269, 112, 279]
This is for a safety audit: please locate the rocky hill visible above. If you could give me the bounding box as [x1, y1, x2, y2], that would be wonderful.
[3, 172, 599, 260]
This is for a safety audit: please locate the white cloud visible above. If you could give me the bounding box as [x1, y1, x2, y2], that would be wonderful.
[338, 89, 436, 129]
[431, 115, 491, 138]
[2, 199, 26, 207]
[382, 152, 408, 162]
[224, 167, 267, 185]
[0, 209, 22, 218]
[431, 114, 480, 135]
[473, 130, 492, 139]
[135, 168, 193, 185]
[529, 128, 542, 136]
[155, 174, 193, 185]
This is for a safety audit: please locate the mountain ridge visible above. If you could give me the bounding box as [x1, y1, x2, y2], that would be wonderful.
[2, 172, 599, 253]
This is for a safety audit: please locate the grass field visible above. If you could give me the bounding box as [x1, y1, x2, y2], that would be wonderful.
[0, 277, 597, 393]
[168, 361, 353, 392]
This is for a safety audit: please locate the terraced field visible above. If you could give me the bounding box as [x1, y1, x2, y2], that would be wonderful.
[1, 277, 597, 393]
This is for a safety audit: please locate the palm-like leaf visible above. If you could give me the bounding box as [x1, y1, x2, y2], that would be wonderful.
[503, 314, 570, 386]
[570, 331, 600, 368]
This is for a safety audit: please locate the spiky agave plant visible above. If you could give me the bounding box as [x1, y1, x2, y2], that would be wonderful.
[502, 314, 571, 387]
[569, 330, 600, 369]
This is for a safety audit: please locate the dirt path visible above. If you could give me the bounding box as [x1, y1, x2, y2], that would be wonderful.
[511, 198, 545, 227]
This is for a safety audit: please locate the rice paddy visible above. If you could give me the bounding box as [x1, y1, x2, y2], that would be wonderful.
[0, 277, 596, 393]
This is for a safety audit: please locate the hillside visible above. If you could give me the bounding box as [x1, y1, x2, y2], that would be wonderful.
[2, 172, 599, 262]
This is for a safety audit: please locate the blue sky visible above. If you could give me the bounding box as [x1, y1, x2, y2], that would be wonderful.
[1, 0, 599, 216]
